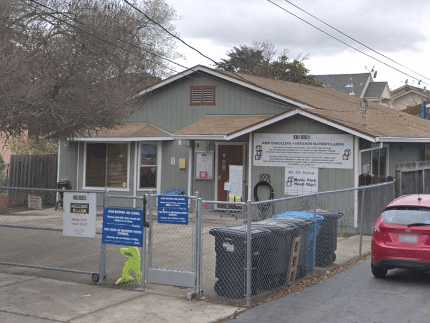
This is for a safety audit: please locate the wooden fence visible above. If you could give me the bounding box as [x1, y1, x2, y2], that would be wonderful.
[7, 154, 57, 208]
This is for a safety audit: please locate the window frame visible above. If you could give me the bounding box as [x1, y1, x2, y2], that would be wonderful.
[360, 146, 389, 177]
[83, 142, 131, 191]
[189, 85, 216, 106]
[137, 142, 162, 192]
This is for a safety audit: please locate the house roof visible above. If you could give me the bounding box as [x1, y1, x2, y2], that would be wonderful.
[312, 73, 371, 97]
[391, 84, 430, 100]
[177, 115, 274, 138]
[364, 82, 388, 99]
[72, 122, 173, 142]
[139, 65, 430, 142]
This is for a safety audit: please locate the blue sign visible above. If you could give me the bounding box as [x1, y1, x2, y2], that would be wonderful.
[158, 195, 189, 225]
[102, 208, 144, 247]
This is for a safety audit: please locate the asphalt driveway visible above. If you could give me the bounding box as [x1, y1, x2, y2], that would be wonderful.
[229, 259, 430, 323]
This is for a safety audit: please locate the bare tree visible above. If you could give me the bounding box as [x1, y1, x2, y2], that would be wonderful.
[0, 0, 176, 139]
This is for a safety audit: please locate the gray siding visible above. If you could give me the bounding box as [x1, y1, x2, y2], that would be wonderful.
[160, 141, 189, 194]
[388, 142, 424, 175]
[132, 74, 292, 132]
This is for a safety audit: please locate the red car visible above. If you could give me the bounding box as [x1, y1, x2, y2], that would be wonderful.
[371, 194, 430, 278]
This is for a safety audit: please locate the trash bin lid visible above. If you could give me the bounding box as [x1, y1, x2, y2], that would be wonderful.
[271, 216, 311, 229]
[255, 219, 298, 231]
[274, 211, 324, 223]
[313, 209, 344, 219]
[209, 224, 272, 238]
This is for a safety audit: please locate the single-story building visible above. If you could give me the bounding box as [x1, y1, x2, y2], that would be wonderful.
[58, 65, 430, 229]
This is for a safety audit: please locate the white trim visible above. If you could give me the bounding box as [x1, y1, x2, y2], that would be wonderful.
[386, 143, 390, 176]
[82, 142, 131, 192]
[72, 137, 173, 142]
[247, 133, 253, 202]
[214, 142, 247, 202]
[226, 109, 377, 142]
[353, 137, 360, 228]
[359, 143, 383, 153]
[57, 140, 61, 184]
[136, 142, 162, 193]
[76, 142, 80, 189]
[376, 137, 430, 143]
[157, 142, 162, 194]
[187, 143, 193, 197]
[133, 142, 138, 208]
[135, 65, 316, 111]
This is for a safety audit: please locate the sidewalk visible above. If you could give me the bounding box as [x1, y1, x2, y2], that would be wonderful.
[0, 273, 240, 323]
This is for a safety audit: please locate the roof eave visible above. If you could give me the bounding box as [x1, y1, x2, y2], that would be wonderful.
[376, 137, 430, 143]
[70, 136, 174, 142]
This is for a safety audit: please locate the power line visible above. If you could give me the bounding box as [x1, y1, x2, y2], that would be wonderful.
[122, 0, 219, 66]
[280, 0, 430, 83]
[27, 0, 186, 73]
[265, 0, 429, 86]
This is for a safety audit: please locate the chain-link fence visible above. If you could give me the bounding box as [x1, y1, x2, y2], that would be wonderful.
[0, 186, 103, 283]
[200, 181, 396, 305]
[0, 181, 397, 306]
[200, 201, 246, 304]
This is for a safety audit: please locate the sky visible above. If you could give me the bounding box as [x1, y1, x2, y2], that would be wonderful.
[164, 0, 430, 90]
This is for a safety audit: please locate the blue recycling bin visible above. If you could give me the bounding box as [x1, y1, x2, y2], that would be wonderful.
[273, 211, 324, 275]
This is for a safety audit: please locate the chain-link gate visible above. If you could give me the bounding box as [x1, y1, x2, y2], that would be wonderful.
[144, 194, 202, 294]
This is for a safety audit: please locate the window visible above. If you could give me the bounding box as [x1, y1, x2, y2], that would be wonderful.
[190, 85, 216, 105]
[85, 143, 129, 189]
[140, 143, 158, 189]
[361, 147, 387, 177]
[382, 208, 430, 226]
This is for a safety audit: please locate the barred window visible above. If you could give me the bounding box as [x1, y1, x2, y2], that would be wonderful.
[190, 85, 216, 105]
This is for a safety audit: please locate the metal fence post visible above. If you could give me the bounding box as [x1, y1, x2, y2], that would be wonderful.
[359, 187, 366, 257]
[193, 192, 202, 297]
[143, 194, 150, 285]
[138, 195, 147, 289]
[98, 190, 107, 284]
[245, 200, 252, 307]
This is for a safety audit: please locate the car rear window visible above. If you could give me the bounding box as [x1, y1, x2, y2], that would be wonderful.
[382, 207, 430, 226]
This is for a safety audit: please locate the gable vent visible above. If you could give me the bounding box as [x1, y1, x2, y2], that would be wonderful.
[190, 86, 216, 105]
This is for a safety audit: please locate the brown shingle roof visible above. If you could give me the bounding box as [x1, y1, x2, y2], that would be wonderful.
[228, 73, 430, 139]
[76, 122, 171, 140]
[177, 115, 273, 136]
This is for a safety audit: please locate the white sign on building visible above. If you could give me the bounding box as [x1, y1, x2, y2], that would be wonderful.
[285, 167, 318, 196]
[254, 133, 353, 169]
[63, 192, 97, 238]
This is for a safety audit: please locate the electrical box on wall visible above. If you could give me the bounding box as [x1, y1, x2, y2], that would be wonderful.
[178, 158, 187, 170]
[195, 141, 210, 152]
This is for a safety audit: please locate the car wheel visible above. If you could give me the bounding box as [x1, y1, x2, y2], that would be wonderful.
[371, 264, 387, 279]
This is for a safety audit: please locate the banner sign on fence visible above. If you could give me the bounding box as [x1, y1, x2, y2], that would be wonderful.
[285, 167, 318, 195]
[253, 133, 353, 169]
[157, 195, 189, 225]
[102, 208, 144, 247]
[63, 192, 97, 238]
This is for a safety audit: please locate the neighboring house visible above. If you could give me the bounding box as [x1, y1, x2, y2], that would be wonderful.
[313, 73, 391, 104]
[0, 137, 12, 168]
[58, 65, 430, 230]
[390, 84, 430, 111]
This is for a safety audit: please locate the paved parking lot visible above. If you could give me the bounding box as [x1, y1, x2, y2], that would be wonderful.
[229, 260, 430, 323]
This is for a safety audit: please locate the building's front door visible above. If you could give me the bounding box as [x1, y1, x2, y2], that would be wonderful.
[217, 144, 244, 201]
